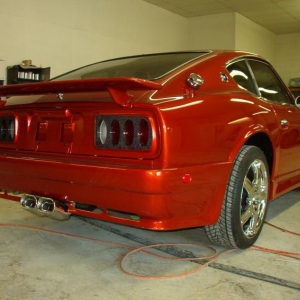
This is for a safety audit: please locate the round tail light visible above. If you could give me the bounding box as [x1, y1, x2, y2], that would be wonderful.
[1, 119, 7, 140]
[124, 120, 134, 146]
[8, 119, 15, 140]
[98, 120, 107, 144]
[138, 119, 149, 147]
[111, 120, 120, 145]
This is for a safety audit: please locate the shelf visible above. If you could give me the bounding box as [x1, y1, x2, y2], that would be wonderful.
[7, 65, 51, 85]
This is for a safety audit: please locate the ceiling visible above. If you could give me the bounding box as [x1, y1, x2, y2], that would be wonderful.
[143, 0, 300, 34]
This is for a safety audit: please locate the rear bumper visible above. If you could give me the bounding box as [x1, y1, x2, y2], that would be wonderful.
[0, 153, 232, 230]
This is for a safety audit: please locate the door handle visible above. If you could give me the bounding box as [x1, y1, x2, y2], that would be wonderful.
[280, 119, 289, 126]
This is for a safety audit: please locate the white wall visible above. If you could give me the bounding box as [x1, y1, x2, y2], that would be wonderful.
[275, 33, 300, 85]
[0, 0, 188, 79]
[235, 14, 276, 64]
[187, 13, 236, 50]
[0, 1, 299, 85]
[187, 12, 276, 64]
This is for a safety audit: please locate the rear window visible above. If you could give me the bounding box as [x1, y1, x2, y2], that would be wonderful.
[53, 52, 208, 81]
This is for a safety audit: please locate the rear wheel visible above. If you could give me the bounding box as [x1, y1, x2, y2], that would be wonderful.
[204, 145, 269, 249]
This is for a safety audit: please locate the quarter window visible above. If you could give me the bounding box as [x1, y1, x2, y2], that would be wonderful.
[248, 60, 292, 105]
[227, 60, 257, 94]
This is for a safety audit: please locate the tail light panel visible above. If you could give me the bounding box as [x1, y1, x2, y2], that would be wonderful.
[96, 115, 153, 151]
[0, 116, 15, 142]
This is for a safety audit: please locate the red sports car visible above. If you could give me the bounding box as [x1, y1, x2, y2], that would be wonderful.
[0, 50, 299, 249]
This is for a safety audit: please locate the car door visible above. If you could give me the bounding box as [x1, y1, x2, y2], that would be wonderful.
[248, 59, 300, 183]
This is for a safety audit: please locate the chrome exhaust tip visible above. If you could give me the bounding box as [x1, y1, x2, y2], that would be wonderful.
[20, 194, 71, 221]
[20, 194, 46, 217]
[37, 197, 71, 221]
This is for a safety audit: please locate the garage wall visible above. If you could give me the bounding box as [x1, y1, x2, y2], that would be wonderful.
[0, 0, 188, 79]
[235, 13, 276, 64]
[187, 13, 236, 50]
[1, 0, 299, 86]
[187, 12, 276, 63]
[275, 33, 300, 85]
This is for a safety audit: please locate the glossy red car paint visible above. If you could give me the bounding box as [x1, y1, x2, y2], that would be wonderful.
[0, 50, 299, 232]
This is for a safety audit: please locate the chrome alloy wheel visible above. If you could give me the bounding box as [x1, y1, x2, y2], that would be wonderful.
[240, 159, 268, 238]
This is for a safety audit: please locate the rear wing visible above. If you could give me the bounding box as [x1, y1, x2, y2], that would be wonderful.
[0, 77, 162, 107]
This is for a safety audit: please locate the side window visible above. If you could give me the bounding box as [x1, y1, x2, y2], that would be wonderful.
[248, 60, 292, 105]
[227, 60, 257, 94]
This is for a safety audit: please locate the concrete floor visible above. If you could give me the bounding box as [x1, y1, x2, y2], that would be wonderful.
[0, 189, 299, 300]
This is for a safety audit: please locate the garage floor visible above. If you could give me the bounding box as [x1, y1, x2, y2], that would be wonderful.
[0, 189, 299, 300]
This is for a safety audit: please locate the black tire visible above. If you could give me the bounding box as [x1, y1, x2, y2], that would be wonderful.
[204, 145, 269, 249]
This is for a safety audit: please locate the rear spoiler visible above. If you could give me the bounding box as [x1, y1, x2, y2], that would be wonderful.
[0, 77, 162, 107]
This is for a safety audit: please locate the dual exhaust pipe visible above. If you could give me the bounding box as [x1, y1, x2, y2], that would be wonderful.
[20, 194, 70, 221]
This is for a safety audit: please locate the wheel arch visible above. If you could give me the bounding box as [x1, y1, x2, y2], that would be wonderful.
[227, 129, 275, 201]
[244, 132, 274, 178]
